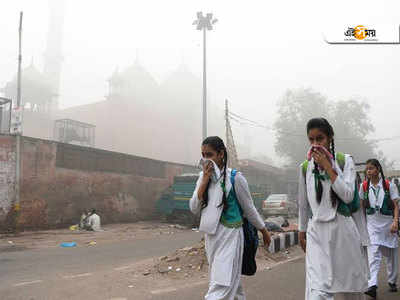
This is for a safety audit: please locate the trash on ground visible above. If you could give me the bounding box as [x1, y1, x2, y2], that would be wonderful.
[60, 242, 77, 247]
[265, 222, 283, 232]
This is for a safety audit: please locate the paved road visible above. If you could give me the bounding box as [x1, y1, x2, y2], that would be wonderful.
[0, 230, 202, 291]
[151, 255, 400, 300]
[1, 231, 399, 299]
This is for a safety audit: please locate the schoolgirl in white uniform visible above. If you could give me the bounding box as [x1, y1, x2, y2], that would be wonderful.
[298, 118, 368, 300]
[360, 159, 399, 298]
[189, 136, 271, 300]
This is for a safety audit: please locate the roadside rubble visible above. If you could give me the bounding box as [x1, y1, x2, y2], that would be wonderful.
[143, 239, 303, 280]
[144, 220, 300, 280]
[153, 239, 207, 279]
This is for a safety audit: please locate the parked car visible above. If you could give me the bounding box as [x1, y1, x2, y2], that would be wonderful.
[262, 194, 297, 218]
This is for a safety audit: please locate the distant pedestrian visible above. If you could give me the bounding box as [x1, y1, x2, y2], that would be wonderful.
[87, 209, 102, 231]
[298, 118, 368, 300]
[394, 178, 400, 195]
[190, 136, 271, 300]
[360, 159, 399, 298]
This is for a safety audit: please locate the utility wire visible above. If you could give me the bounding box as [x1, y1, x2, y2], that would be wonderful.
[228, 110, 400, 143]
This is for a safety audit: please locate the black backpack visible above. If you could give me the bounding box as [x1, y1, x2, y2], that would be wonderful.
[230, 169, 259, 276]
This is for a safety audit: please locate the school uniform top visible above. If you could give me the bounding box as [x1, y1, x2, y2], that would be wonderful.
[359, 179, 399, 248]
[298, 154, 357, 232]
[298, 154, 368, 293]
[190, 168, 265, 235]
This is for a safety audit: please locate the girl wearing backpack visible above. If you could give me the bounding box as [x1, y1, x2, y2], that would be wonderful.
[298, 118, 368, 300]
[189, 136, 271, 300]
[360, 159, 399, 298]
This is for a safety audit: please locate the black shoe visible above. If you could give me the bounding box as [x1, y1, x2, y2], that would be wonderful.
[365, 285, 377, 298]
[389, 282, 398, 292]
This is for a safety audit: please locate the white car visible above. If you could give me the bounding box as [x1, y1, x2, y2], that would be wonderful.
[262, 194, 297, 218]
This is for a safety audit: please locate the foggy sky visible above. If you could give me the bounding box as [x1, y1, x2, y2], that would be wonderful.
[1, 0, 400, 166]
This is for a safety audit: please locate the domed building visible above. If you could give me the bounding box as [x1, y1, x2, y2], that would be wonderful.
[57, 61, 221, 165]
[157, 64, 202, 164]
[1, 61, 55, 139]
[2, 61, 55, 113]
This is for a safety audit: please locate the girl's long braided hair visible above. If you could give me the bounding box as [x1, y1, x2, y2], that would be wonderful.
[200, 136, 229, 211]
[306, 118, 340, 207]
[365, 159, 394, 210]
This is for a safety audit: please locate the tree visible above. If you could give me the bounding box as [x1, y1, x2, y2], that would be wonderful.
[329, 99, 376, 164]
[274, 88, 382, 167]
[274, 88, 330, 166]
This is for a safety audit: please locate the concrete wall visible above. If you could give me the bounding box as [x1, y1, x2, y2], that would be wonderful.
[0, 135, 197, 230]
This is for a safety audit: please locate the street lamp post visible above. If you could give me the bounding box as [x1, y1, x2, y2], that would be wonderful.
[14, 12, 23, 226]
[193, 12, 217, 141]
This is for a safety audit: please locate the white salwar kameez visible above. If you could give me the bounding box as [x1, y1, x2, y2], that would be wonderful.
[359, 179, 399, 288]
[190, 168, 265, 300]
[298, 155, 368, 300]
[351, 199, 371, 283]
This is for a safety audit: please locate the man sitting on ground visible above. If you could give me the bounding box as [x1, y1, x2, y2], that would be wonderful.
[87, 209, 102, 231]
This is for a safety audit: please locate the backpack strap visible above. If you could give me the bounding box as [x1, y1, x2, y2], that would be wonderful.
[301, 160, 308, 178]
[384, 179, 390, 191]
[230, 169, 237, 188]
[362, 180, 368, 193]
[335, 152, 345, 172]
[230, 169, 238, 197]
[230, 169, 245, 217]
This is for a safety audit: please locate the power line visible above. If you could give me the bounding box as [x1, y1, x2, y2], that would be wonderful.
[228, 110, 400, 143]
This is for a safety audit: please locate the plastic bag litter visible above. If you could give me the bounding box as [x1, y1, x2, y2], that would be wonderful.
[60, 242, 77, 247]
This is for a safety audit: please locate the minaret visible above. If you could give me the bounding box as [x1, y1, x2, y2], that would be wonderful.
[43, 0, 65, 112]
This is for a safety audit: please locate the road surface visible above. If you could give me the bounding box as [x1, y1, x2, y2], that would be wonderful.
[1, 230, 399, 300]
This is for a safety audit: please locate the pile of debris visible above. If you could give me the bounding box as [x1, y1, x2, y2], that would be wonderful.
[141, 218, 299, 279]
[151, 239, 208, 279]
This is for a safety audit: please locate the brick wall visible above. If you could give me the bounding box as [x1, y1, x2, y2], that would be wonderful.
[0, 135, 197, 230]
[0, 136, 16, 224]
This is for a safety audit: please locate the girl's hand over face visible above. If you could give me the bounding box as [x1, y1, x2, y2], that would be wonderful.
[203, 161, 214, 181]
[312, 148, 332, 171]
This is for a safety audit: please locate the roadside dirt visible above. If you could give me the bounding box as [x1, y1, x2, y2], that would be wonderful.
[0, 221, 193, 251]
